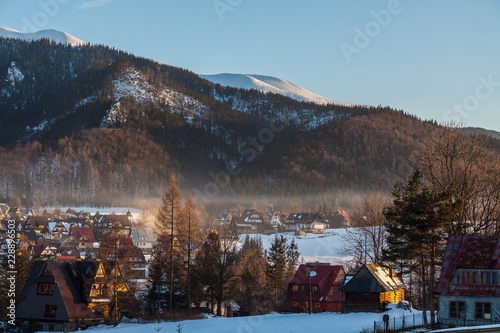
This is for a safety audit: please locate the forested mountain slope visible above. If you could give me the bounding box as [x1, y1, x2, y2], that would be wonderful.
[1, 37, 491, 208]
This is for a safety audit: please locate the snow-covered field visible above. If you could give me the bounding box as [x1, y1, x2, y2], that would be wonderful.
[77, 304, 426, 333]
[243, 229, 348, 264]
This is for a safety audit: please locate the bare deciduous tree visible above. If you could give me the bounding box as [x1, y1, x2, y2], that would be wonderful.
[410, 127, 500, 234]
[339, 193, 389, 273]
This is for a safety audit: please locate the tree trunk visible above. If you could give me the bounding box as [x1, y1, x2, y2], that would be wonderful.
[430, 242, 436, 329]
[187, 211, 191, 314]
[421, 249, 428, 325]
[169, 196, 174, 312]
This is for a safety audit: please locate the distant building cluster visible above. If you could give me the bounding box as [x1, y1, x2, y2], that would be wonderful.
[220, 209, 351, 234]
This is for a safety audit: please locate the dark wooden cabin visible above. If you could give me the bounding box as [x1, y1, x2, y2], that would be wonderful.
[340, 263, 405, 312]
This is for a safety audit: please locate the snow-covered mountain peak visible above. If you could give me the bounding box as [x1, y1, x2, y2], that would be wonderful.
[200, 73, 352, 107]
[0, 27, 87, 46]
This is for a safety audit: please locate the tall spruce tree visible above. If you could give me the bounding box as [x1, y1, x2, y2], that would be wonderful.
[266, 236, 300, 312]
[383, 170, 462, 328]
[193, 228, 238, 316]
[236, 235, 266, 314]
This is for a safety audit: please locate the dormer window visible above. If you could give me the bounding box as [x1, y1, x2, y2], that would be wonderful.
[456, 270, 497, 285]
[37, 283, 54, 295]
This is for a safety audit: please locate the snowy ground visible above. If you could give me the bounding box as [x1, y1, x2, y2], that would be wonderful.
[74, 305, 427, 333]
[243, 229, 349, 264]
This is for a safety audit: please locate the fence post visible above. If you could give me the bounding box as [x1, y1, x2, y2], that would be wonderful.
[394, 317, 396, 330]
[403, 314, 405, 330]
[413, 313, 415, 328]
[374, 320, 376, 333]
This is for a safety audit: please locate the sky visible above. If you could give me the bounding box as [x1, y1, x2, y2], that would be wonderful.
[1, 0, 499, 131]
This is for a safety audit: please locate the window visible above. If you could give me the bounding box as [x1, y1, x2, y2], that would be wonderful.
[292, 285, 298, 291]
[459, 271, 497, 285]
[480, 272, 497, 285]
[301, 285, 305, 291]
[315, 302, 321, 308]
[475, 302, 491, 320]
[461, 271, 478, 284]
[45, 305, 57, 317]
[312, 286, 318, 292]
[292, 301, 297, 306]
[450, 301, 466, 319]
[37, 283, 54, 295]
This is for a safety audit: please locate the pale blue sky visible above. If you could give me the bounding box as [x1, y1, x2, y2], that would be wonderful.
[1, 0, 499, 131]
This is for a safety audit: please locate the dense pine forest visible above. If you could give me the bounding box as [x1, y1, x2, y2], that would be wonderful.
[1, 37, 498, 208]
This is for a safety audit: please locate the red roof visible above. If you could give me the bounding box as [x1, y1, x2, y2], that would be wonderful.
[285, 263, 345, 302]
[70, 226, 96, 242]
[435, 235, 500, 296]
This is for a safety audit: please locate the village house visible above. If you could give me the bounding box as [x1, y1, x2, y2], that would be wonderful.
[230, 209, 267, 233]
[323, 210, 351, 229]
[285, 213, 327, 233]
[340, 263, 405, 312]
[282, 263, 345, 313]
[131, 227, 155, 257]
[92, 214, 133, 240]
[269, 212, 287, 230]
[17, 259, 133, 332]
[17, 260, 108, 331]
[434, 235, 500, 328]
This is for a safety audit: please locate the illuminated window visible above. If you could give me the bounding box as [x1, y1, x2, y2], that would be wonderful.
[292, 285, 298, 291]
[312, 286, 318, 292]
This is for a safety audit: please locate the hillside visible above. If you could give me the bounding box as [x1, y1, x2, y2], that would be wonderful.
[1, 37, 491, 208]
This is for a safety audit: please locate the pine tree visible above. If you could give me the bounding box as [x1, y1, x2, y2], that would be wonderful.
[383, 170, 462, 328]
[236, 235, 266, 314]
[193, 229, 238, 316]
[146, 234, 169, 314]
[156, 174, 184, 312]
[266, 235, 300, 312]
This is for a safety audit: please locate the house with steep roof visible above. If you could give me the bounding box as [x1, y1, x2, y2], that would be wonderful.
[340, 263, 405, 312]
[282, 263, 345, 313]
[230, 209, 268, 233]
[92, 214, 132, 240]
[24, 216, 51, 233]
[70, 226, 96, 250]
[435, 235, 500, 328]
[16, 260, 109, 331]
[323, 210, 351, 229]
[269, 212, 287, 229]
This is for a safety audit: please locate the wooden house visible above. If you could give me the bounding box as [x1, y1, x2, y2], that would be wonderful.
[285, 213, 327, 232]
[92, 214, 132, 240]
[70, 226, 96, 250]
[17, 260, 107, 331]
[230, 209, 267, 233]
[323, 210, 351, 229]
[435, 235, 500, 327]
[340, 263, 405, 312]
[282, 263, 345, 313]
